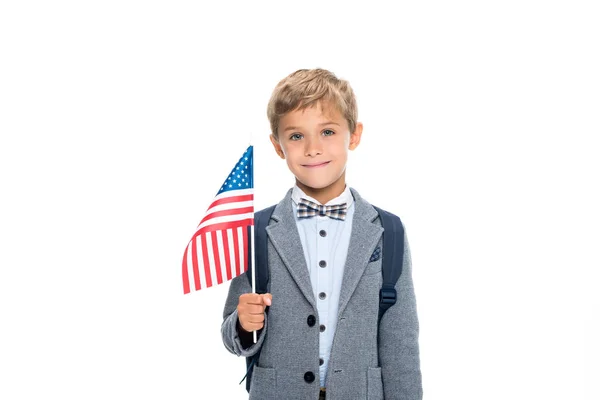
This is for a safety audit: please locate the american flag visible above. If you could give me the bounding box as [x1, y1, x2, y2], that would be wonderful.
[182, 146, 254, 294]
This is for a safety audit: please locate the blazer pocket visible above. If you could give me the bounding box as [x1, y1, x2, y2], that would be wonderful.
[367, 367, 384, 400]
[369, 246, 381, 262]
[249, 365, 277, 399]
[363, 260, 382, 276]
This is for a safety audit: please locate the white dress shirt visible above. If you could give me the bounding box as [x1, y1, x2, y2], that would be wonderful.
[291, 184, 355, 387]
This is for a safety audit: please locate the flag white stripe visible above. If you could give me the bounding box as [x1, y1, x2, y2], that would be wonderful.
[237, 226, 245, 274]
[197, 212, 254, 231]
[207, 200, 254, 214]
[216, 230, 228, 282]
[227, 229, 236, 280]
[198, 237, 207, 290]
[206, 233, 218, 287]
[187, 241, 195, 291]
[212, 188, 253, 202]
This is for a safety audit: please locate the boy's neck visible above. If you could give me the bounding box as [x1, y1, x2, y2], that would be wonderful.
[295, 178, 347, 205]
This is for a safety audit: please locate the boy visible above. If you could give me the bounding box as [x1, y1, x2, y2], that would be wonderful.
[221, 68, 422, 399]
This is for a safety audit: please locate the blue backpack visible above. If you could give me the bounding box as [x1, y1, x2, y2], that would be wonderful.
[241, 204, 405, 392]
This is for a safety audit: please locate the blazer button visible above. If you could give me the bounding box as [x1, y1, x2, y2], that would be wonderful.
[319, 260, 327, 268]
[319, 229, 327, 237]
[307, 315, 316, 327]
[304, 371, 315, 383]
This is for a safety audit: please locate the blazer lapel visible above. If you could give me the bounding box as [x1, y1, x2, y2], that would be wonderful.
[266, 189, 317, 309]
[337, 188, 384, 317]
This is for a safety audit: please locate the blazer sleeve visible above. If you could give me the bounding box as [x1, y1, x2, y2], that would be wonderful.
[221, 272, 267, 357]
[379, 228, 423, 399]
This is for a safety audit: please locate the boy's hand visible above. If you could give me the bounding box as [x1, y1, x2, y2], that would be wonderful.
[237, 293, 272, 332]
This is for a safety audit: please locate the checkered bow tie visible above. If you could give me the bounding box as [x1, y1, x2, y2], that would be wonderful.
[297, 198, 347, 221]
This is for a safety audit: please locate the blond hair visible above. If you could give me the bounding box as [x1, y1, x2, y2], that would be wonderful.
[267, 68, 358, 139]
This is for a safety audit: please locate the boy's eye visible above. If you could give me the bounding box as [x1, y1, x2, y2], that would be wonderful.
[290, 133, 303, 141]
[322, 129, 335, 136]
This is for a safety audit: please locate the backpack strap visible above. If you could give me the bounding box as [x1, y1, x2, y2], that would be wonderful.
[242, 205, 276, 393]
[247, 205, 276, 293]
[373, 206, 405, 322]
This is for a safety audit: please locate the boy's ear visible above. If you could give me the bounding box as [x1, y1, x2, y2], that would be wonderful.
[349, 122, 363, 151]
[270, 134, 286, 159]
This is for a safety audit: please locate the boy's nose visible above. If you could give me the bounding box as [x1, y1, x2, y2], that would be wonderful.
[304, 137, 323, 157]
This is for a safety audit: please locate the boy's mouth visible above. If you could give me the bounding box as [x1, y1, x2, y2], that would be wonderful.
[302, 161, 330, 168]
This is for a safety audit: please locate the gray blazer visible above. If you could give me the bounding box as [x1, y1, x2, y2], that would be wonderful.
[222, 188, 422, 399]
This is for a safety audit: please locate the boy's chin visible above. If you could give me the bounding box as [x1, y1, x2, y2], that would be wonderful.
[295, 178, 343, 192]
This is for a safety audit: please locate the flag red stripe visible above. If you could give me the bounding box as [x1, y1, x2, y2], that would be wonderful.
[233, 228, 241, 277]
[208, 194, 254, 210]
[182, 245, 190, 294]
[201, 234, 212, 288]
[242, 225, 248, 274]
[212, 231, 223, 285]
[199, 206, 254, 225]
[191, 238, 201, 291]
[192, 218, 254, 240]
[223, 230, 232, 281]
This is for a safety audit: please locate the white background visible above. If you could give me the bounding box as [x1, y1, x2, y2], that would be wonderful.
[1, 1, 598, 399]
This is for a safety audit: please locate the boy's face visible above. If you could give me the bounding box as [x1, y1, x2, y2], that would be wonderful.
[270, 101, 363, 204]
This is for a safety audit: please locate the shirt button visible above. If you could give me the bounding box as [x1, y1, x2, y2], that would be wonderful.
[319, 229, 327, 237]
[320, 324, 326, 332]
[319, 358, 324, 366]
[304, 371, 315, 383]
[319, 260, 327, 268]
[319, 292, 326, 300]
[307, 315, 316, 327]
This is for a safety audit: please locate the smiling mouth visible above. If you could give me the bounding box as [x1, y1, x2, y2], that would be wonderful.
[302, 161, 330, 168]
